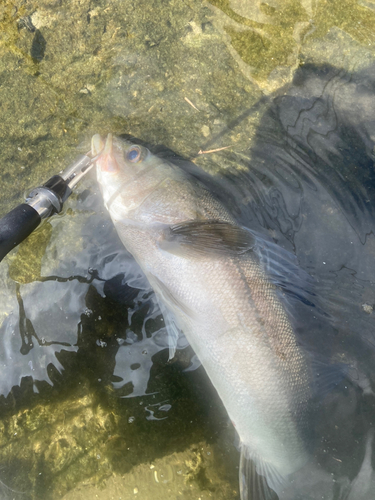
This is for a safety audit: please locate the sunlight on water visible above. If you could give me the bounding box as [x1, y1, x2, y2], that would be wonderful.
[0, 0, 375, 499]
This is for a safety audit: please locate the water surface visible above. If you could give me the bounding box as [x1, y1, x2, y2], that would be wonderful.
[0, 0, 375, 499]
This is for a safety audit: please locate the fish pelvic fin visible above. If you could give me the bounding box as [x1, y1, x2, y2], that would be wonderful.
[161, 304, 180, 360]
[240, 446, 281, 500]
[149, 272, 190, 360]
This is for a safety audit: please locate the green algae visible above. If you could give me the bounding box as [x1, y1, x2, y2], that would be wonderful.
[8, 222, 53, 284]
[0, 0, 262, 220]
[0, 0, 130, 216]
[208, 0, 309, 80]
[0, 346, 236, 499]
[207, 0, 375, 84]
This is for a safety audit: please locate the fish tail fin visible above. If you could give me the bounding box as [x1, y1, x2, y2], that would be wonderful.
[240, 446, 281, 500]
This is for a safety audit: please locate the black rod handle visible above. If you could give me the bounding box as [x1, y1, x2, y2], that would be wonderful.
[0, 204, 41, 262]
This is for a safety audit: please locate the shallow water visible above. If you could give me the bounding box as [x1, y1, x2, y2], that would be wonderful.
[0, 1, 375, 499]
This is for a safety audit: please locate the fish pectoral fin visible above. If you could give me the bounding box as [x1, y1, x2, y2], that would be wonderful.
[240, 446, 281, 500]
[159, 220, 255, 258]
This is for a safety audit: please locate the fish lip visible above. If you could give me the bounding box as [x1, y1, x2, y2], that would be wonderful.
[92, 133, 119, 174]
[103, 133, 113, 155]
[91, 134, 104, 156]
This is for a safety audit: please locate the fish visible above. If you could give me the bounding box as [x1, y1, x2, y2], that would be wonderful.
[91, 133, 326, 500]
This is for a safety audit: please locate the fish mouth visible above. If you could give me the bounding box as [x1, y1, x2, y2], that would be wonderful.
[91, 133, 119, 173]
[91, 133, 104, 156]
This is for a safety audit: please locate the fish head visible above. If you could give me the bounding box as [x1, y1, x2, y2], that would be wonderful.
[91, 134, 170, 220]
[91, 134, 200, 225]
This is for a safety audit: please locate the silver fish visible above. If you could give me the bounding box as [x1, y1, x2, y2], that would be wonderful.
[92, 133, 315, 500]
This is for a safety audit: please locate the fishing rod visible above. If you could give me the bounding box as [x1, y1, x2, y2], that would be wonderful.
[0, 152, 97, 263]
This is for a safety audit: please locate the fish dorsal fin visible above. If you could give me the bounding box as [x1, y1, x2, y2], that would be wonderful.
[240, 445, 280, 500]
[252, 233, 315, 300]
[310, 356, 348, 399]
[159, 220, 255, 258]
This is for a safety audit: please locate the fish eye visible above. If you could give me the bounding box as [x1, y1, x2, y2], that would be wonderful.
[126, 146, 142, 163]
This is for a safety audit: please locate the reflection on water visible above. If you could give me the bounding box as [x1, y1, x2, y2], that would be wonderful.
[0, 186, 236, 499]
[0, 0, 375, 499]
